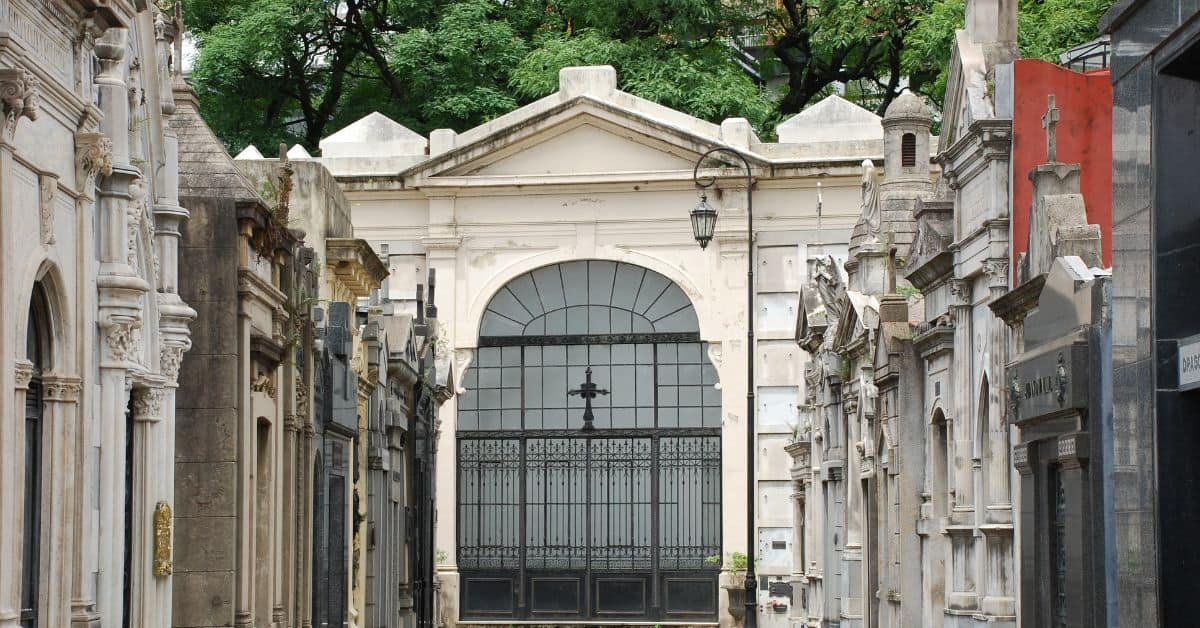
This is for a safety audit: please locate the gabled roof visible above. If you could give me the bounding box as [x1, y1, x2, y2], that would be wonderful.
[320, 112, 428, 158]
[171, 78, 266, 205]
[319, 66, 887, 183]
[776, 94, 882, 144]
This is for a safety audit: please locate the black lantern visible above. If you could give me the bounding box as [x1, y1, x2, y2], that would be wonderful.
[690, 194, 718, 249]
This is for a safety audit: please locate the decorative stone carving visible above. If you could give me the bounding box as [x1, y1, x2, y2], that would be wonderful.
[14, 359, 35, 389]
[950, 279, 972, 307]
[153, 502, 173, 576]
[983, 259, 1010, 289]
[38, 173, 57, 245]
[127, 177, 146, 267]
[0, 67, 39, 139]
[75, 132, 114, 191]
[131, 387, 165, 422]
[104, 321, 139, 364]
[42, 375, 83, 402]
[814, 255, 846, 322]
[251, 369, 277, 398]
[160, 343, 187, 383]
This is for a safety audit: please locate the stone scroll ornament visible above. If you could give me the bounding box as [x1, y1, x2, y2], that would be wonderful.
[0, 67, 39, 139]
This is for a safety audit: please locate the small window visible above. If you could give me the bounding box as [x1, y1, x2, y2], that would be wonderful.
[901, 133, 916, 167]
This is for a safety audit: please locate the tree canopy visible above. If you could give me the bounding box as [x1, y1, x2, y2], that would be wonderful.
[185, 0, 1113, 152]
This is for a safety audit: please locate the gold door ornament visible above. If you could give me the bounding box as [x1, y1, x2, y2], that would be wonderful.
[153, 501, 173, 577]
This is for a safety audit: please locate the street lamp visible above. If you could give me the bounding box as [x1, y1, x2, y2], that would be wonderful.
[690, 146, 757, 628]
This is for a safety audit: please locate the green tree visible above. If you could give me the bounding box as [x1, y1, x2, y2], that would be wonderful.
[902, 0, 1114, 109]
[767, 0, 931, 116]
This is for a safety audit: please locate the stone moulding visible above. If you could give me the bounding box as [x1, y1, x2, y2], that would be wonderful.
[326, 237, 389, 298]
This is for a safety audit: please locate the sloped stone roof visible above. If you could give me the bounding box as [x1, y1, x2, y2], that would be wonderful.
[171, 77, 266, 205]
[320, 111, 427, 158]
[776, 94, 883, 144]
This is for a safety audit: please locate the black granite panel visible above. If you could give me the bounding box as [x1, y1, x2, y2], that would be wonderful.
[1154, 389, 1200, 625]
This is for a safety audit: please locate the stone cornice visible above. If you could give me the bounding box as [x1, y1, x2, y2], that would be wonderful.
[326, 237, 388, 298]
[906, 249, 953, 291]
[937, 119, 1012, 190]
[914, 325, 955, 360]
[237, 268, 288, 310]
[989, 273, 1046, 327]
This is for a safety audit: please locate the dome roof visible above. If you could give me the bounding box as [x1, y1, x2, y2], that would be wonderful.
[884, 91, 933, 121]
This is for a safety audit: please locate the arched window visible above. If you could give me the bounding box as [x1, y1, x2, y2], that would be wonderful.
[459, 261, 721, 622]
[902, 133, 917, 168]
[22, 284, 50, 628]
[930, 409, 949, 517]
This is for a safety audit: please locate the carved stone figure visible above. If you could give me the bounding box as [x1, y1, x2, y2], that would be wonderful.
[814, 255, 846, 322]
[860, 159, 882, 242]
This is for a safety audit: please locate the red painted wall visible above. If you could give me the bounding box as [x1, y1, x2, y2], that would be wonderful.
[1011, 59, 1113, 271]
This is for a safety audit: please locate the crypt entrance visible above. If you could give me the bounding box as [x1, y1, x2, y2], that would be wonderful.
[457, 260, 722, 622]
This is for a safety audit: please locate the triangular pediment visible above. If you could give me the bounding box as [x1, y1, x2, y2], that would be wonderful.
[404, 95, 767, 183]
[449, 116, 698, 177]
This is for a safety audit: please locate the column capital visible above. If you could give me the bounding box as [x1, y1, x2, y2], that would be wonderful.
[42, 374, 83, 402]
[950, 277, 973, 308]
[983, 258, 1010, 290]
[131, 386, 166, 422]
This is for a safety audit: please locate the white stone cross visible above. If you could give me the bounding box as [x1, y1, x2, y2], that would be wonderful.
[1042, 94, 1060, 162]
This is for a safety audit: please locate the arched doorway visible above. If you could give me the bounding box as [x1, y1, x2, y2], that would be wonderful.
[457, 260, 722, 622]
[22, 283, 50, 628]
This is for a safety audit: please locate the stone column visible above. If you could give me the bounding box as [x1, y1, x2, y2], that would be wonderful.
[423, 232, 460, 624]
[0, 48, 40, 627]
[1011, 443, 1036, 624]
[1, 362, 35, 628]
[948, 279, 974, 513]
[127, 385, 168, 627]
[1057, 432, 1094, 626]
[41, 375, 84, 628]
[983, 259, 1012, 513]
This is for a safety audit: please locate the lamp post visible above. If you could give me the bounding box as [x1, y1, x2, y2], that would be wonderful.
[689, 146, 756, 628]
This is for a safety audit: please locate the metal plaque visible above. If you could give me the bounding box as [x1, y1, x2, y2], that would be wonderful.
[1008, 342, 1088, 423]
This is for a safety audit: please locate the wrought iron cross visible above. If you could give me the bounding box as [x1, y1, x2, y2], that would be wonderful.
[567, 367, 609, 431]
[1042, 94, 1060, 162]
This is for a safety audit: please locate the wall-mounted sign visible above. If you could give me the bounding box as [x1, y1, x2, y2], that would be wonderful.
[1179, 334, 1200, 391]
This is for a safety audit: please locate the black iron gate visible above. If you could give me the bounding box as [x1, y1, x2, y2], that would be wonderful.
[458, 261, 725, 622]
[457, 432, 720, 621]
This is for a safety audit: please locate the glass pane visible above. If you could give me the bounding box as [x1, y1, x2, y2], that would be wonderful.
[479, 348, 502, 367]
[588, 260, 617, 305]
[507, 273, 545, 317]
[611, 264, 646, 310]
[531, 265, 566, 310]
[560, 261, 588, 307]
